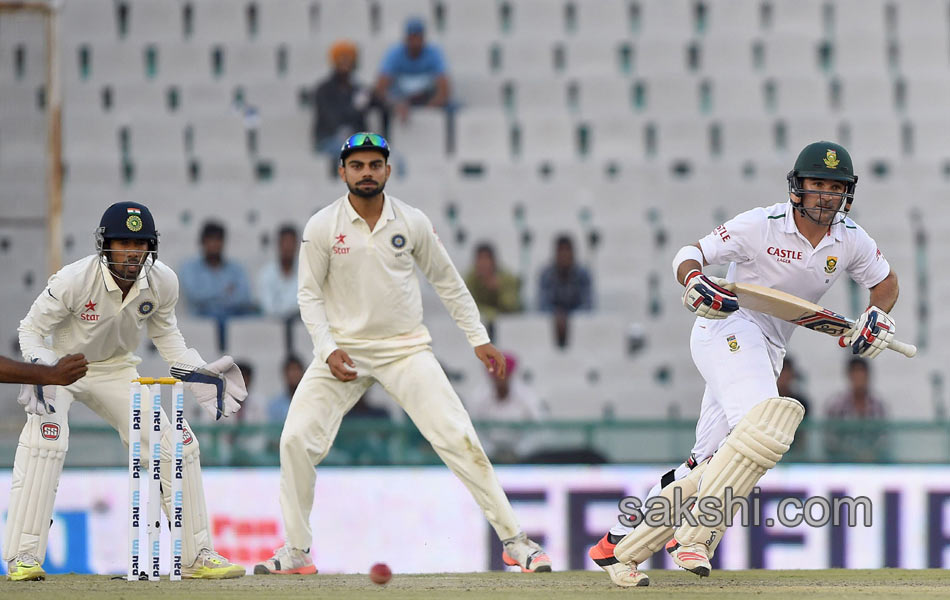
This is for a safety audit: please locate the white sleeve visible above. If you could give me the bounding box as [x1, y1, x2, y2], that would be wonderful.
[18, 271, 73, 361]
[147, 267, 204, 367]
[697, 207, 767, 267]
[845, 223, 891, 289]
[297, 216, 338, 364]
[411, 210, 490, 347]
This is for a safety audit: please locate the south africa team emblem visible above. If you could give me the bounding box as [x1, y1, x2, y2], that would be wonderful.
[126, 215, 143, 232]
[726, 334, 739, 353]
[824, 256, 837, 274]
[391, 234, 406, 249]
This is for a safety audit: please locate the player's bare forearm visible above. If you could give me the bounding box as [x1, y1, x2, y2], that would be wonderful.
[0, 354, 87, 385]
[868, 270, 899, 312]
[675, 244, 706, 286]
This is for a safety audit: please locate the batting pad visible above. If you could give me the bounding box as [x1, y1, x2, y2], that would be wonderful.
[159, 441, 211, 565]
[2, 415, 68, 562]
[614, 460, 709, 565]
[673, 396, 804, 555]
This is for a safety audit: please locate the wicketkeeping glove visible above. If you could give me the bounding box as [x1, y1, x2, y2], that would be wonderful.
[16, 350, 60, 415]
[682, 269, 739, 319]
[846, 306, 895, 359]
[172, 355, 247, 420]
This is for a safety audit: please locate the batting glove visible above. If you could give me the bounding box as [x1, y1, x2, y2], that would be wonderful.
[682, 270, 739, 319]
[846, 306, 895, 359]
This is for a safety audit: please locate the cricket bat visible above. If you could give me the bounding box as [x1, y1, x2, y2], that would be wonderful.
[724, 282, 917, 358]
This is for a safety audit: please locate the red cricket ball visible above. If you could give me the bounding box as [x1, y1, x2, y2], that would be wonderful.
[369, 562, 392, 585]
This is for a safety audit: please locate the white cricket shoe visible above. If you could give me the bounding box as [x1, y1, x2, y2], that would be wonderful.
[181, 548, 246, 579]
[253, 544, 318, 575]
[501, 532, 553, 573]
[588, 533, 649, 587]
[666, 538, 711, 577]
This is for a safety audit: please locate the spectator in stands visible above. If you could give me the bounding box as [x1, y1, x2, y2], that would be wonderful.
[537, 234, 593, 347]
[313, 40, 378, 173]
[464, 242, 522, 339]
[777, 355, 811, 457]
[373, 17, 451, 124]
[179, 221, 257, 320]
[465, 352, 545, 463]
[267, 354, 305, 423]
[257, 224, 300, 320]
[226, 361, 270, 465]
[824, 357, 889, 462]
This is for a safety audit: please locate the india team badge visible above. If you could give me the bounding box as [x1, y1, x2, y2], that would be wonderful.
[824, 256, 838, 274]
[126, 206, 143, 232]
[726, 334, 740, 353]
[391, 234, 406, 249]
[824, 149, 839, 169]
[138, 300, 154, 316]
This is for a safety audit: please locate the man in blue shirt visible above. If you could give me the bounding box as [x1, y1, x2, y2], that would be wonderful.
[374, 17, 451, 123]
[179, 221, 257, 321]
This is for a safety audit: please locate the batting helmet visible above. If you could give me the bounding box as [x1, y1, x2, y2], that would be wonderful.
[786, 141, 858, 223]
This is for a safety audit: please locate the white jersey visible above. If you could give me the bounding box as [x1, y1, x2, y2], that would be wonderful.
[18, 255, 203, 366]
[698, 201, 891, 349]
[298, 193, 489, 364]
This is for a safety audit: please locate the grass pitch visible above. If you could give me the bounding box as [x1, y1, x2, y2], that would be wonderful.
[0, 569, 947, 599]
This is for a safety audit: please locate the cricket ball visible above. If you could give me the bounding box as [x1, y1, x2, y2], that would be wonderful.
[369, 562, 392, 585]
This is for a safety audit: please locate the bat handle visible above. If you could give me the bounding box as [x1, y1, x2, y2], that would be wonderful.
[889, 339, 918, 358]
[839, 335, 917, 358]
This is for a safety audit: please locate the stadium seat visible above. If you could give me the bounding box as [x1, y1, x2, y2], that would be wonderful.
[189, 114, 250, 162]
[312, 0, 373, 39]
[126, 117, 187, 161]
[572, 0, 635, 40]
[441, 39, 495, 77]
[255, 0, 313, 42]
[562, 40, 627, 77]
[706, 76, 767, 118]
[766, 75, 831, 116]
[453, 73, 505, 109]
[893, 0, 950, 39]
[189, 0, 249, 42]
[760, 32, 825, 76]
[492, 38, 561, 76]
[516, 112, 579, 162]
[895, 34, 950, 77]
[703, 0, 761, 38]
[574, 76, 633, 117]
[155, 42, 215, 84]
[60, 0, 117, 43]
[698, 37, 757, 77]
[127, 0, 183, 43]
[900, 75, 950, 117]
[375, 0, 435, 38]
[586, 114, 646, 161]
[633, 35, 690, 77]
[762, 0, 829, 35]
[635, 74, 701, 118]
[509, 77, 571, 114]
[830, 0, 889, 38]
[831, 32, 892, 78]
[180, 82, 234, 115]
[717, 116, 776, 158]
[112, 82, 170, 119]
[637, 0, 697, 39]
[833, 75, 897, 117]
[439, 0, 500, 38]
[505, 0, 569, 38]
[453, 108, 513, 163]
[909, 116, 950, 161]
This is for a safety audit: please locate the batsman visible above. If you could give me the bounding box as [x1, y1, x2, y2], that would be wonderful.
[589, 141, 900, 586]
[5, 202, 247, 581]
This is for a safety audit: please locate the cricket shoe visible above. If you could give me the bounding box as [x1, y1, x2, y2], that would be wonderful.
[501, 532, 552, 573]
[588, 533, 649, 587]
[253, 544, 318, 575]
[6, 553, 45, 581]
[665, 538, 711, 577]
[181, 548, 246, 579]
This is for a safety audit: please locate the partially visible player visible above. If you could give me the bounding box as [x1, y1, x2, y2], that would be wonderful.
[4, 202, 247, 581]
[254, 132, 551, 575]
[590, 141, 899, 587]
[0, 354, 87, 385]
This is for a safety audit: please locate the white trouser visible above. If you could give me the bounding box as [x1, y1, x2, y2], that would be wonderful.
[2, 362, 212, 565]
[609, 315, 784, 539]
[279, 346, 521, 550]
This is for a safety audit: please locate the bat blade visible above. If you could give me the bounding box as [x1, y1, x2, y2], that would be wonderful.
[725, 282, 917, 358]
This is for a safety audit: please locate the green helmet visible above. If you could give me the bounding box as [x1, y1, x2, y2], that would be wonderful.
[786, 141, 858, 224]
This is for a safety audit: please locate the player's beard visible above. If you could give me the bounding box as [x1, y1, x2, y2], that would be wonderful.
[107, 252, 148, 281]
[798, 195, 844, 226]
[348, 178, 386, 198]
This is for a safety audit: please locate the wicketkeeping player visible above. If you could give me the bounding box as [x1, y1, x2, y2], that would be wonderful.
[5, 202, 247, 581]
[589, 141, 900, 587]
[254, 132, 552, 575]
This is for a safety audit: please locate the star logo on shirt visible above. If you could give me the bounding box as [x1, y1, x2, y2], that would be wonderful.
[84, 300, 97, 312]
[335, 234, 346, 245]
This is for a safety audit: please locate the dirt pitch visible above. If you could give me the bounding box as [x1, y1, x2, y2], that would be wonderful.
[1, 569, 947, 599]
